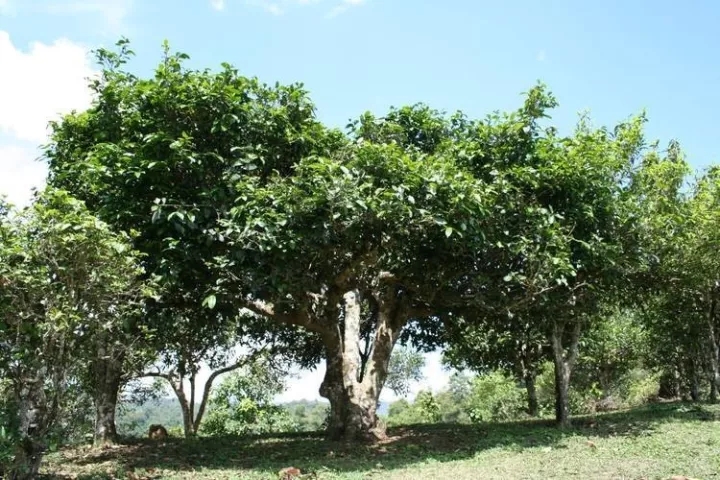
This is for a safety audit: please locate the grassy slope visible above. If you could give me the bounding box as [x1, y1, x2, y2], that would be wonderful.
[42, 402, 720, 480]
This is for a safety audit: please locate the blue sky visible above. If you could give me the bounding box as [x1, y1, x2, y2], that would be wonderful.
[3, 0, 720, 166]
[1, 0, 720, 401]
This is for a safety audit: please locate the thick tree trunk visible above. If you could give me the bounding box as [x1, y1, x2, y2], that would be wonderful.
[94, 390, 119, 446]
[319, 289, 404, 442]
[550, 320, 581, 429]
[690, 370, 700, 402]
[685, 358, 701, 402]
[9, 440, 44, 480]
[525, 373, 539, 417]
[92, 351, 124, 446]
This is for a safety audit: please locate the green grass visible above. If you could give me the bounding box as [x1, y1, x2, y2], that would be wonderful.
[41, 402, 720, 479]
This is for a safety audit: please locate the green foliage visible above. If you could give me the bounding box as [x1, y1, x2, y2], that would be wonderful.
[37, 37, 720, 439]
[0, 384, 20, 476]
[575, 310, 648, 396]
[414, 391, 441, 423]
[117, 396, 184, 437]
[282, 401, 330, 432]
[0, 188, 150, 475]
[201, 359, 294, 436]
[465, 371, 527, 423]
[385, 346, 425, 397]
[622, 369, 661, 407]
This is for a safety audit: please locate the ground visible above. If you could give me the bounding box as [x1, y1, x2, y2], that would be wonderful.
[41, 402, 720, 480]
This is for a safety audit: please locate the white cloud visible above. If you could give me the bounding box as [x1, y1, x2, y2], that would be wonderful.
[265, 3, 282, 15]
[0, 31, 95, 144]
[325, 0, 365, 19]
[0, 144, 47, 207]
[243, 0, 288, 15]
[537, 49, 546, 62]
[0, 31, 95, 207]
[210, 0, 225, 11]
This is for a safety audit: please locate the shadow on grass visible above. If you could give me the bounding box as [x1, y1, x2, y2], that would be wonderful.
[43, 401, 720, 479]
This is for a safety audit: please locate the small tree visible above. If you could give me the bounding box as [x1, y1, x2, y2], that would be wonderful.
[200, 355, 292, 436]
[0, 189, 149, 477]
[385, 346, 425, 398]
[444, 88, 647, 427]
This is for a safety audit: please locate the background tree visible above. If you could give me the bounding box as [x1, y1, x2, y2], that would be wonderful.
[200, 355, 294, 436]
[385, 346, 425, 398]
[442, 88, 647, 427]
[0, 189, 149, 478]
[444, 314, 548, 416]
[573, 309, 648, 404]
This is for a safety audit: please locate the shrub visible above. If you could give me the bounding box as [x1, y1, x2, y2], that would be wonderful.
[465, 370, 526, 423]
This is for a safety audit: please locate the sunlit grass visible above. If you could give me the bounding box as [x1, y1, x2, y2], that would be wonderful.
[42, 402, 720, 479]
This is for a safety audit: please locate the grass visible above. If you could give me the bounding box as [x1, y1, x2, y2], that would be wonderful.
[41, 402, 720, 480]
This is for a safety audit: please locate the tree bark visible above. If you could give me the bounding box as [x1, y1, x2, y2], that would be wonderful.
[319, 288, 404, 442]
[707, 284, 720, 403]
[92, 349, 124, 446]
[8, 377, 48, 480]
[142, 355, 254, 437]
[690, 377, 700, 402]
[550, 319, 582, 429]
[167, 376, 194, 438]
[525, 373, 539, 417]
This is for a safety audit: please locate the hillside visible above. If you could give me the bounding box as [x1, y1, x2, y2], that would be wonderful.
[42, 402, 720, 479]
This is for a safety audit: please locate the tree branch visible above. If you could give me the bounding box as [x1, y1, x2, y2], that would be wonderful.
[192, 352, 261, 433]
[241, 296, 327, 333]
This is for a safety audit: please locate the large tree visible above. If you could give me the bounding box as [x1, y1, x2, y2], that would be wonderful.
[46, 41, 501, 441]
[44, 40, 328, 437]
[214, 109, 495, 440]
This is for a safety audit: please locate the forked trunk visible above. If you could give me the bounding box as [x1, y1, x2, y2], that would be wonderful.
[550, 319, 582, 429]
[319, 289, 404, 442]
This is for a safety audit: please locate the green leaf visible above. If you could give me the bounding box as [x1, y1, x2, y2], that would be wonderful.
[203, 294, 217, 310]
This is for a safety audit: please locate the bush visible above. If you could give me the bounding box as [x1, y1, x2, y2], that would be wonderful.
[617, 368, 661, 407]
[465, 370, 526, 423]
[386, 391, 443, 426]
[202, 399, 300, 436]
[0, 393, 20, 476]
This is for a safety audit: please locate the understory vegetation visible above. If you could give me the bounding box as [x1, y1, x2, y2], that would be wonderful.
[2, 38, 720, 479]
